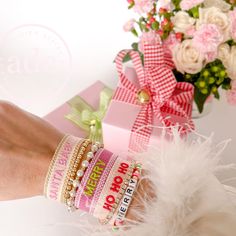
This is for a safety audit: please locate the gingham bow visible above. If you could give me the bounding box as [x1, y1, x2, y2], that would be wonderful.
[114, 43, 195, 150]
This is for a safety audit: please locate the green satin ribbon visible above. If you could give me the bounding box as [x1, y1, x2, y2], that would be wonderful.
[65, 87, 113, 143]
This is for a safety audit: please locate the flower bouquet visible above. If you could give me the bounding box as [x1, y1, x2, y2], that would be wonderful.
[123, 0, 236, 113]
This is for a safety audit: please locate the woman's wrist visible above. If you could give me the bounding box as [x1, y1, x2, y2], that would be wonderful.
[35, 132, 65, 196]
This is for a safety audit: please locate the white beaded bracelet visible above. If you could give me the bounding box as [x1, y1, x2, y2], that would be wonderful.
[115, 177, 138, 224]
[113, 163, 142, 228]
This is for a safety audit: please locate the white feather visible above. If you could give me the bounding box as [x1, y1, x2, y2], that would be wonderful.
[64, 132, 236, 236]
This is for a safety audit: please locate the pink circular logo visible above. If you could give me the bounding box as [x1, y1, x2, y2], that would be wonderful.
[0, 24, 72, 107]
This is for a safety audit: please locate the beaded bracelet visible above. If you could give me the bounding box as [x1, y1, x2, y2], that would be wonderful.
[44, 135, 81, 201]
[113, 163, 142, 229]
[66, 141, 102, 211]
[98, 160, 136, 225]
[60, 139, 90, 205]
[74, 148, 116, 214]
[62, 139, 91, 207]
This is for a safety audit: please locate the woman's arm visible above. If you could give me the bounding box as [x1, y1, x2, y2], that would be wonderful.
[0, 101, 64, 200]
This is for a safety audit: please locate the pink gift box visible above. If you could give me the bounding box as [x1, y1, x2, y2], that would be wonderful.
[102, 67, 190, 154]
[44, 81, 106, 138]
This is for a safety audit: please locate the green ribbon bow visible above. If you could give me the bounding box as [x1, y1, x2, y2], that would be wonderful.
[65, 87, 113, 143]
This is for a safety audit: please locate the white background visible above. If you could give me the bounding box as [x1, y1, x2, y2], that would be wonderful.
[0, 1, 235, 236]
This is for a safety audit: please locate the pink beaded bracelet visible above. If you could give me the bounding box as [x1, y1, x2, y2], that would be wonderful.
[94, 159, 135, 224]
[75, 148, 116, 213]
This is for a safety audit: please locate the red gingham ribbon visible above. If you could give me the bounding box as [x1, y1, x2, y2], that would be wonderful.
[114, 43, 195, 151]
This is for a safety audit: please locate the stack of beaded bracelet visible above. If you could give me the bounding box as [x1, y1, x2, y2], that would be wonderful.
[113, 163, 142, 229]
[65, 141, 102, 211]
[44, 135, 83, 201]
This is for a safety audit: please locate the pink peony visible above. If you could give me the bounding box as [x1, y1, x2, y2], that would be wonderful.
[185, 26, 197, 37]
[138, 31, 161, 52]
[192, 24, 223, 62]
[123, 19, 136, 32]
[180, 0, 204, 10]
[133, 0, 155, 14]
[226, 80, 236, 105]
[230, 9, 236, 41]
[163, 33, 181, 54]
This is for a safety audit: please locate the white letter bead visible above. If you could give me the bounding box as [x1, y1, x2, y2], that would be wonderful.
[119, 204, 128, 214]
[122, 195, 132, 206]
[116, 213, 125, 222]
[129, 178, 137, 188]
[125, 186, 135, 196]
[117, 211, 125, 218]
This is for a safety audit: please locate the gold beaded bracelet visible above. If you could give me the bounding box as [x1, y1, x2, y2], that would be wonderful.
[62, 139, 91, 205]
[60, 139, 90, 203]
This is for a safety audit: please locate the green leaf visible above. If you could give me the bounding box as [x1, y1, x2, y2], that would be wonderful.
[122, 53, 131, 63]
[188, 6, 200, 18]
[194, 88, 210, 113]
[151, 21, 159, 30]
[222, 78, 232, 90]
[172, 0, 181, 10]
[132, 42, 139, 51]
[213, 89, 220, 99]
[131, 28, 138, 37]
[216, 76, 225, 85]
[128, 2, 135, 9]
[222, 83, 231, 90]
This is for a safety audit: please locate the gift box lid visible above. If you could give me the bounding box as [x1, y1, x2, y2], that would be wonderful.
[44, 80, 106, 137]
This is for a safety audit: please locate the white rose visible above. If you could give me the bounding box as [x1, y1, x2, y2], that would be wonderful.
[225, 46, 236, 80]
[172, 11, 196, 34]
[204, 0, 231, 12]
[197, 7, 231, 41]
[172, 39, 206, 74]
[217, 43, 230, 67]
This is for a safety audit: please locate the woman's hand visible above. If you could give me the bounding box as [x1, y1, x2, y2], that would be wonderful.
[126, 174, 156, 224]
[0, 101, 64, 201]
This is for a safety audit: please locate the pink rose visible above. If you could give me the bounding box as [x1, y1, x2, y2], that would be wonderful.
[193, 24, 223, 62]
[230, 9, 236, 41]
[133, 0, 155, 14]
[180, 0, 204, 10]
[139, 31, 161, 52]
[123, 19, 136, 32]
[226, 80, 236, 106]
